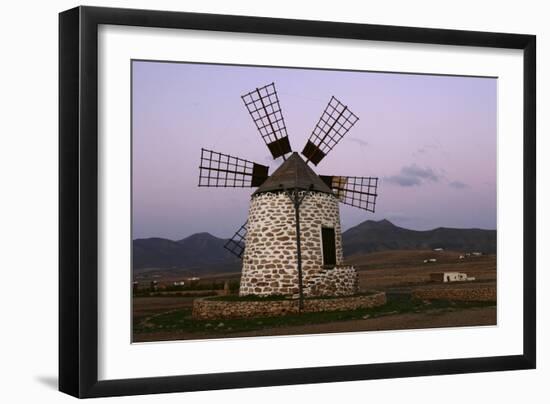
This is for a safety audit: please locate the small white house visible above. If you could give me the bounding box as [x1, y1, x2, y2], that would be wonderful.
[433, 248, 444, 252]
[430, 272, 475, 282]
[423, 258, 438, 263]
[173, 281, 185, 287]
[459, 255, 465, 260]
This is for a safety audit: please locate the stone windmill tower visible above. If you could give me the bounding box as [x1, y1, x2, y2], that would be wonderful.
[198, 83, 379, 302]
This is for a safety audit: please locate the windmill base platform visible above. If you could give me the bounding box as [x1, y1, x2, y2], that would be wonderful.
[192, 292, 386, 320]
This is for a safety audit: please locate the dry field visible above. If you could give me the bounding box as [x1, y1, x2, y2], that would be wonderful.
[133, 296, 195, 321]
[132, 249, 497, 342]
[350, 249, 496, 291]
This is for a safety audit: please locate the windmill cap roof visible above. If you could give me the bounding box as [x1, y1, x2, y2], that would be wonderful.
[254, 152, 333, 195]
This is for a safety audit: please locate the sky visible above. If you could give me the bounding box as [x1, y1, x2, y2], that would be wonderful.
[132, 60, 497, 240]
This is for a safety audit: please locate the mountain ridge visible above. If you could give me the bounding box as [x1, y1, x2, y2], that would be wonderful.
[133, 219, 496, 273]
[133, 232, 240, 272]
[342, 219, 496, 256]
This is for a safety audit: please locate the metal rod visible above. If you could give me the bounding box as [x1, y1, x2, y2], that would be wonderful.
[293, 189, 304, 312]
[286, 184, 309, 312]
[332, 187, 377, 197]
[198, 166, 253, 176]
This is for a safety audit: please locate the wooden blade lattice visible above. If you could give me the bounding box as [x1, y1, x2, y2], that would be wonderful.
[302, 97, 359, 165]
[320, 175, 378, 213]
[241, 82, 291, 160]
[224, 222, 247, 259]
[198, 148, 269, 188]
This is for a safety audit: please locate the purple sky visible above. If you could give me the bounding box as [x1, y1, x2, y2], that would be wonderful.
[132, 60, 496, 240]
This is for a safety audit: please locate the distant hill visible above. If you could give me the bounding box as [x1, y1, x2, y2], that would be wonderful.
[133, 232, 240, 273]
[342, 219, 496, 256]
[133, 219, 496, 274]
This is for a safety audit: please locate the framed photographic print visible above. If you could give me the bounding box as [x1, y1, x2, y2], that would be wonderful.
[59, 6, 536, 398]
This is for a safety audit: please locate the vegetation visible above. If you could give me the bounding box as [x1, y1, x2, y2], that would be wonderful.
[209, 294, 288, 302]
[164, 280, 225, 291]
[208, 291, 378, 302]
[133, 290, 216, 298]
[133, 280, 241, 297]
[133, 297, 495, 336]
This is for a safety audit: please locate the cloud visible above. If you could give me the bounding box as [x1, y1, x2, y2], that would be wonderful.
[386, 164, 441, 187]
[412, 141, 449, 158]
[386, 175, 422, 187]
[347, 137, 369, 148]
[449, 180, 469, 189]
[401, 165, 439, 182]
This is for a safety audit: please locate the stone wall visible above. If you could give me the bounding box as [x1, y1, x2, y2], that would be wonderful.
[412, 286, 496, 302]
[301, 293, 386, 313]
[305, 266, 359, 297]
[192, 299, 295, 320]
[240, 191, 353, 297]
[192, 292, 387, 320]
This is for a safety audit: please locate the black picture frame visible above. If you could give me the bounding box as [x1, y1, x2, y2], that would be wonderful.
[59, 5, 536, 398]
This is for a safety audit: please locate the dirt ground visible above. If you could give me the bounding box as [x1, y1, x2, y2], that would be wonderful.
[132, 249, 497, 342]
[133, 306, 496, 342]
[133, 296, 195, 323]
[241, 306, 496, 337]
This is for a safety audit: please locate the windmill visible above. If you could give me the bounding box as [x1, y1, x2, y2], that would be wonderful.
[198, 82, 378, 303]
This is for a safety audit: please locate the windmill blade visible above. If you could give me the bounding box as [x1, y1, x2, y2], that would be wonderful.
[320, 175, 378, 213]
[241, 82, 292, 160]
[199, 148, 269, 188]
[224, 221, 247, 259]
[302, 96, 359, 165]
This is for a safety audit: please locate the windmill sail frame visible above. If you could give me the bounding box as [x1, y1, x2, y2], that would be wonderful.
[320, 175, 378, 213]
[224, 222, 248, 259]
[302, 96, 359, 165]
[199, 148, 269, 188]
[241, 82, 292, 160]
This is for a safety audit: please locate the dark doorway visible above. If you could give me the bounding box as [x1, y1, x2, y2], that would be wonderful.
[321, 227, 336, 267]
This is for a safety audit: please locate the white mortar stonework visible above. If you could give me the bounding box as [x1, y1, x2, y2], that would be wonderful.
[304, 266, 359, 297]
[239, 191, 358, 296]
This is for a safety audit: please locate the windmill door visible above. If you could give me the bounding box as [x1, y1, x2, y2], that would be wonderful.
[321, 227, 336, 267]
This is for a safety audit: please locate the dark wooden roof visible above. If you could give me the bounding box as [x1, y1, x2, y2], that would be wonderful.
[254, 152, 333, 195]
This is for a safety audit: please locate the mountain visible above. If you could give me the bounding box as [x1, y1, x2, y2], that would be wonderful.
[342, 219, 496, 256]
[133, 232, 240, 272]
[133, 220, 496, 274]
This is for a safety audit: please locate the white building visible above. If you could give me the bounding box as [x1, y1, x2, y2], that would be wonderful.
[430, 272, 475, 282]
